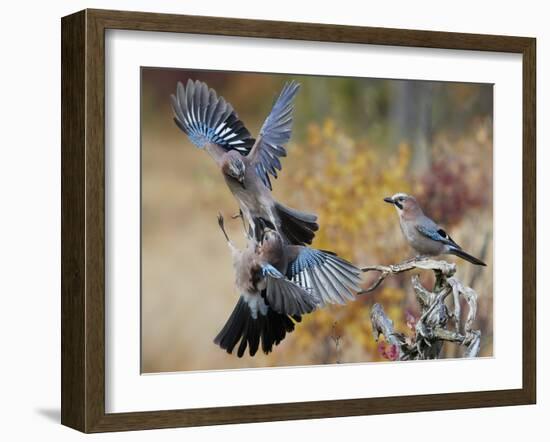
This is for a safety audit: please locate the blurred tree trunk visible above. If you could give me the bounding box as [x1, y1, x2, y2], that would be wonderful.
[391, 81, 434, 174]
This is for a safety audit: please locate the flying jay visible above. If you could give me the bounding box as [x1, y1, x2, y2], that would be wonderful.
[384, 193, 486, 266]
[171, 79, 319, 245]
[214, 215, 362, 357]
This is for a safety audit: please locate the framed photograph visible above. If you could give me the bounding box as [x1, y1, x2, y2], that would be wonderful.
[61, 9, 536, 433]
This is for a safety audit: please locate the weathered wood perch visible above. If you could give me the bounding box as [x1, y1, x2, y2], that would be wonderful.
[362, 258, 481, 360]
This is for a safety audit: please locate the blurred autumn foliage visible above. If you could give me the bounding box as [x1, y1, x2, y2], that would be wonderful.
[141, 68, 493, 372]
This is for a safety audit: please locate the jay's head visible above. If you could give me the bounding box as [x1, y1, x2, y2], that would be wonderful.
[258, 221, 284, 256]
[222, 152, 246, 188]
[261, 228, 279, 245]
[384, 193, 422, 217]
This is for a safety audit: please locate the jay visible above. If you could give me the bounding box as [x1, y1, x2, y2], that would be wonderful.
[214, 215, 361, 357]
[171, 79, 318, 245]
[384, 193, 486, 266]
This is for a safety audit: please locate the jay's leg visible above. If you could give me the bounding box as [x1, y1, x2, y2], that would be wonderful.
[217, 213, 231, 243]
[217, 213, 241, 259]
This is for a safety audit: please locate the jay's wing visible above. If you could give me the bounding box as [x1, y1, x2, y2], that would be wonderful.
[286, 247, 362, 307]
[248, 81, 300, 190]
[416, 224, 461, 249]
[171, 79, 255, 154]
[262, 264, 319, 315]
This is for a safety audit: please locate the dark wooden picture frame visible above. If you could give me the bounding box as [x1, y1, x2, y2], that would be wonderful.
[61, 8, 536, 433]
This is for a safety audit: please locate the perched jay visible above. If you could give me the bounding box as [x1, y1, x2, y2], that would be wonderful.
[384, 193, 486, 266]
[171, 79, 319, 245]
[214, 215, 361, 357]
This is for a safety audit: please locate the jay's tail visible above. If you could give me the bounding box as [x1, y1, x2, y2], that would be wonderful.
[448, 248, 487, 266]
[171, 79, 255, 154]
[214, 296, 301, 357]
[274, 202, 319, 245]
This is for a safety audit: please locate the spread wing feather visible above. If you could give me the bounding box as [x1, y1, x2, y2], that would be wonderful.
[171, 79, 255, 154]
[249, 81, 301, 190]
[287, 248, 361, 307]
[262, 264, 319, 315]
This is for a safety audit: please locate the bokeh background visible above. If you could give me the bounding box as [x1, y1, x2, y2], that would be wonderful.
[141, 68, 493, 373]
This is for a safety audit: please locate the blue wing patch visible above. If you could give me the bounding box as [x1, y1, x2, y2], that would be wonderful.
[262, 264, 284, 279]
[288, 248, 326, 278]
[416, 225, 459, 248]
[171, 79, 255, 154]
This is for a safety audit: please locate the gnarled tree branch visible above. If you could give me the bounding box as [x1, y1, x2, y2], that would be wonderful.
[364, 258, 481, 360]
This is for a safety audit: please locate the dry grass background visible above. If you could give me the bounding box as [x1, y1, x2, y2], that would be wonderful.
[141, 68, 493, 373]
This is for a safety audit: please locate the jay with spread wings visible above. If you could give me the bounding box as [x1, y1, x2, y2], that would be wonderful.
[214, 215, 361, 357]
[171, 79, 318, 245]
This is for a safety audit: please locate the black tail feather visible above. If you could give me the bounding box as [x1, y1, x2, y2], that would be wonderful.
[275, 202, 319, 245]
[448, 248, 487, 266]
[214, 297, 301, 357]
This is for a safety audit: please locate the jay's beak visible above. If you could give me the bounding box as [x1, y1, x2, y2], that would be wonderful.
[383, 197, 394, 205]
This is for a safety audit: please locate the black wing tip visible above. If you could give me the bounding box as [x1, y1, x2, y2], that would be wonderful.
[267, 276, 319, 316]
